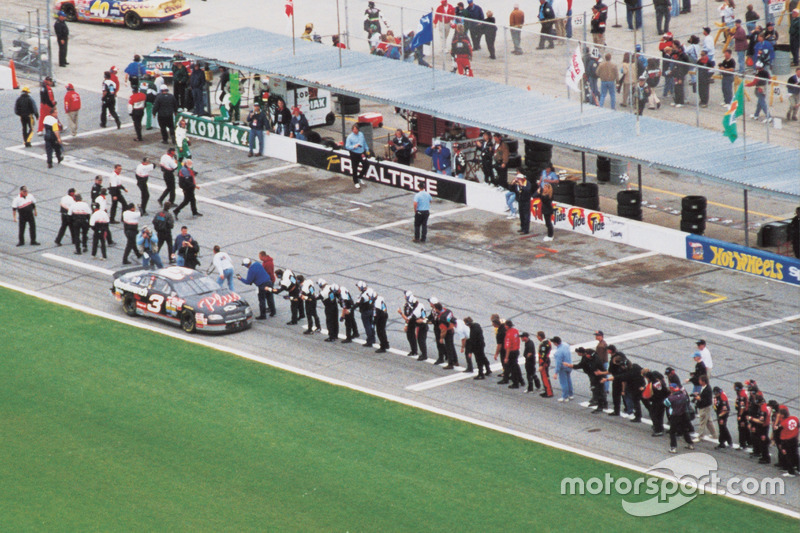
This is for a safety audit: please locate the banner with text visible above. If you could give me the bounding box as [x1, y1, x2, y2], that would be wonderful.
[686, 235, 800, 286]
[296, 142, 467, 203]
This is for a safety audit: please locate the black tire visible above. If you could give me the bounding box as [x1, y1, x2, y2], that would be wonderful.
[617, 190, 642, 206]
[339, 102, 360, 115]
[680, 220, 706, 234]
[321, 137, 339, 150]
[524, 140, 551, 152]
[337, 95, 360, 106]
[553, 180, 575, 197]
[681, 195, 707, 212]
[122, 294, 137, 317]
[574, 182, 599, 198]
[573, 196, 600, 210]
[597, 156, 611, 171]
[124, 11, 143, 30]
[61, 3, 78, 22]
[305, 130, 322, 144]
[553, 195, 573, 205]
[681, 210, 706, 223]
[180, 310, 196, 333]
[525, 151, 552, 164]
[507, 153, 522, 169]
[503, 138, 519, 154]
[618, 205, 643, 218]
[325, 112, 336, 126]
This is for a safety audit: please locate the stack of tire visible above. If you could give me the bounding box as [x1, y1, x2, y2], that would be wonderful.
[523, 140, 552, 179]
[573, 183, 599, 210]
[617, 189, 643, 221]
[597, 156, 611, 183]
[335, 94, 360, 115]
[503, 136, 522, 170]
[757, 221, 790, 247]
[681, 195, 707, 235]
[552, 180, 575, 205]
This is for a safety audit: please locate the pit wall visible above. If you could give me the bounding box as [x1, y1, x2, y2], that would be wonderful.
[179, 113, 800, 287]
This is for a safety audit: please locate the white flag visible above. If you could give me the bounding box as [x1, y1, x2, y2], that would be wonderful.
[565, 46, 585, 92]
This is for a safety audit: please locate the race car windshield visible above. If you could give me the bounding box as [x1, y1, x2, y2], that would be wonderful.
[172, 277, 218, 297]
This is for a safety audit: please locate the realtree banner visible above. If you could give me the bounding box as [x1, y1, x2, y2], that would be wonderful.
[296, 142, 467, 203]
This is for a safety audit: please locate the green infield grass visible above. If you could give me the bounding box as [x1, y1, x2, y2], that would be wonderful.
[0, 286, 796, 531]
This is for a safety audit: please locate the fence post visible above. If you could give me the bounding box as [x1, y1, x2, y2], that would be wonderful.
[583, 12, 588, 43]
[504, 26, 509, 85]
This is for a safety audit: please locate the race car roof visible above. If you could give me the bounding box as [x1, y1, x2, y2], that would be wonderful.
[158, 28, 800, 199]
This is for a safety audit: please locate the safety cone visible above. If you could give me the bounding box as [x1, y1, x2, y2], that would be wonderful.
[9, 59, 19, 89]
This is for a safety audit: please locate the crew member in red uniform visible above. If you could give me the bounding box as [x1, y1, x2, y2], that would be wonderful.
[734, 381, 750, 450]
[503, 319, 524, 389]
[536, 331, 553, 397]
[713, 386, 733, 449]
[128, 85, 147, 141]
[451, 26, 474, 76]
[747, 391, 771, 464]
[63, 83, 81, 137]
[37, 77, 55, 134]
[778, 407, 799, 477]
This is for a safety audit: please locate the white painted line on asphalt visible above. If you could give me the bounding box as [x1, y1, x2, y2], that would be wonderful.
[348, 200, 372, 207]
[1, 280, 795, 520]
[200, 163, 300, 187]
[727, 314, 800, 334]
[406, 363, 503, 391]
[346, 206, 475, 236]
[11, 124, 136, 148]
[571, 328, 664, 351]
[41, 253, 115, 276]
[7, 147, 799, 357]
[528, 251, 660, 282]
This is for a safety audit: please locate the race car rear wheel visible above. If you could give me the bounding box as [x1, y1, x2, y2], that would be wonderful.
[61, 3, 78, 22]
[122, 294, 137, 317]
[125, 11, 143, 30]
[180, 310, 196, 333]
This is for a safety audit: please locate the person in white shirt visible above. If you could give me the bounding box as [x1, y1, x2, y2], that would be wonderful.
[55, 188, 76, 246]
[122, 203, 142, 264]
[11, 186, 39, 246]
[454, 318, 472, 371]
[212, 245, 235, 290]
[68, 193, 91, 254]
[696, 339, 713, 378]
[158, 148, 179, 205]
[702, 27, 716, 63]
[108, 164, 129, 223]
[89, 202, 110, 259]
[135, 156, 156, 215]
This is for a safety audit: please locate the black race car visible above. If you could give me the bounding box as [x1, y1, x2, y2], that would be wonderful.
[111, 266, 253, 333]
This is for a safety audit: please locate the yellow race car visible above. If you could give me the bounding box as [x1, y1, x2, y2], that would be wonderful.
[56, 0, 190, 30]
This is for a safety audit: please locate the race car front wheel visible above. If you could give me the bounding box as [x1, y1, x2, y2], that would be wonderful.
[180, 310, 196, 333]
[61, 3, 77, 22]
[125, 11, 143, 30]
[122, 294, 137, 317]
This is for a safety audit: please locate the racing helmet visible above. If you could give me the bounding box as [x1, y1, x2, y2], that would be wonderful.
[317, 278, 327, 287]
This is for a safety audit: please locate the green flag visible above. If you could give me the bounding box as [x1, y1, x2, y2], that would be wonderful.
[722, 82, 744, 143]
[229, 71, 241, 107]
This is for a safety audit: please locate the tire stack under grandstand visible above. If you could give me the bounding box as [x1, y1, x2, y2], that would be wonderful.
[681, 195, 707, 235]
[617, 189, 643, 221]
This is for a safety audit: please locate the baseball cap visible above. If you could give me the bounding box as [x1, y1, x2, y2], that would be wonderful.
[58, 11, 66, 16]
[669, 383, 681, 391]
[66, 83, 74, 90]
[594, 330, 604, 336]
[317, 278, 327, 286]
[356, 280, 367, 290]
[429, 296, 439, 305]
[21, 86, 30, 93]
[253, 101, 261, 106]
[735, 18, 742, 23]
[693, 352, 702, 359]
[576, 347, 586, 354]
[696, 339, 706, 346]
[242, 258, 251, 266]
[160, 85, 169, 91]
[521, 332, 529, 338]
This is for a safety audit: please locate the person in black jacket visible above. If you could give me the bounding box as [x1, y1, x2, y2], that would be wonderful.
[189, 63, 206, 116]
[666, 384, 695, 453]
[693, 375, 717, 442]
[713, 386, 734, 449]
[54, 11, 69, 67]
[645, 370, 669, 436]
[14, 87, 39, 147]
[483, 11, 498, 59]
[789, 207, 799, 259]
[464, 317, 491, 379]
[521, 332, 541, 391]
[685, 353, 707, 394]
[511, 173, 533, 234]
[604, 360, 645, 422]
[537, 0, 556, 49]
[153, 86, 178, 145]
[491, 314, 508, 382]
[604, 348, 627, 416]
[574, 347, 605, 409]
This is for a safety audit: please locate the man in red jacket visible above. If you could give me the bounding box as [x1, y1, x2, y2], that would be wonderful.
[778, 407, 799, 477]
[37, 77, 55, 135]
[503, 319, 525, 389]
[63, 83, 81, 137]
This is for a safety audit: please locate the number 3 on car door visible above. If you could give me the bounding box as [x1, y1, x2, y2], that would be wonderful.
[147, 294, 165, 313]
